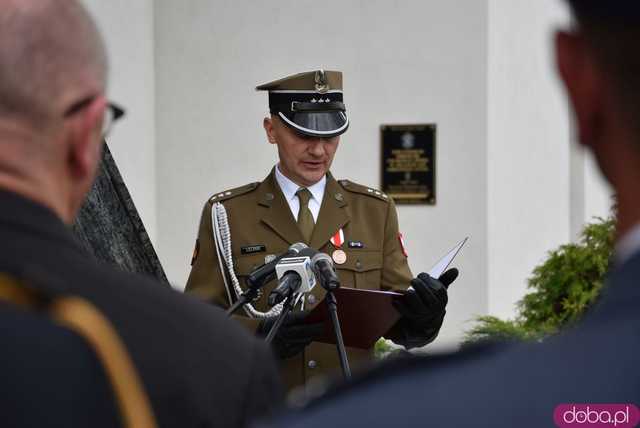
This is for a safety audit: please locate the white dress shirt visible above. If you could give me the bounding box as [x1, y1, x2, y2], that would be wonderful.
[274, 164, 325, 222]
[615, 222, 640, 267]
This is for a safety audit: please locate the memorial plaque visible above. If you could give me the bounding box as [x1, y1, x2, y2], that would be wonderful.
[380, 124, 436, 205]
[73, 144, 169, 285]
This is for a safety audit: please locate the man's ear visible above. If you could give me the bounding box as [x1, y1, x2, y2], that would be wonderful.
[263, 116, 277, 145]
[68, 97, 105, 179]
[555, 30, 604, 148]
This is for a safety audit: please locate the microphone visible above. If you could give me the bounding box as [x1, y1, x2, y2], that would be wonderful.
[245, 242, 308, 290]
[268, 248, 318, 306]
[267, 273, 301, 307]
[311, 252, 340, 291]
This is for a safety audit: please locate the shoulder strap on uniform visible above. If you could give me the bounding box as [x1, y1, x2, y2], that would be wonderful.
[51, 297, 157, 428]
[0, 274, 157, 428]
[209, 182, 260, 203]
[0, 273, 43, 308]
[337, 179, 390, 202]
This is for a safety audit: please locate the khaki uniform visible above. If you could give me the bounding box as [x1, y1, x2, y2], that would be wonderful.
[186, 168, 413, 388]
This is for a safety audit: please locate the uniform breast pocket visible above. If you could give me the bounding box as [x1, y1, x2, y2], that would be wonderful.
[234, 253, 269, 278]
[335, 250, 383, 290]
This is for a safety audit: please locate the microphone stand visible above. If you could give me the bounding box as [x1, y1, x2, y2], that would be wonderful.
[323, 284, 351, 381]
[226, 273, 278, 317]
[226, 287, 261, 317]
[264, 293, 297, 343]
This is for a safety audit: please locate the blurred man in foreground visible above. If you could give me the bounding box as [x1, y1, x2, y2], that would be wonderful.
[0, 0, 282, 426]
[258, 1, 640, 426]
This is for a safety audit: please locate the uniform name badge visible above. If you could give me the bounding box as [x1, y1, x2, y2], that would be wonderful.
[330, 228, 347, 265]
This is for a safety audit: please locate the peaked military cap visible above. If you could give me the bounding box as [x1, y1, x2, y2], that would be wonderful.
[256, 69, 349, 138]
[566, 0, 640, 24]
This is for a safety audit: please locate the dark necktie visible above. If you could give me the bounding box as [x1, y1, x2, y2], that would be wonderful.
[296, 188, 315, 243]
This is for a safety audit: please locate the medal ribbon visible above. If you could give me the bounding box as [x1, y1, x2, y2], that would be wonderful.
[330, 229, 345, 248]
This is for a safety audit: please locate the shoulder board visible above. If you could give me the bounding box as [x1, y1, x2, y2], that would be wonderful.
[337, 179, 389, 202]
[208, 182, 259, 203]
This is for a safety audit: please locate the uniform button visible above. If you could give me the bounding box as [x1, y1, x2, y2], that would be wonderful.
[308, 360, 317, 369]
[307, 294, 317, 305]
[265, 193, 274, 201]
[334, 193, 343, 201]
[356, 260, 362, 270]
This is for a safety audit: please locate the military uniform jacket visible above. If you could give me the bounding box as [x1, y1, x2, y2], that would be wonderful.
[187, 168, 413, 388]
[0, 190, 283, 428]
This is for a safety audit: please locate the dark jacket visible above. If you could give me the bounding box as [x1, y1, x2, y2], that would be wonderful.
[261, 249, 640, 427]
[0, 302, 120, 427]
[0, 190, 283, 428]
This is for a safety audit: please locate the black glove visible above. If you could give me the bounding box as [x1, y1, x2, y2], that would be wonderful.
[257, 311, 324, 360]
[390, 268, 458, 349]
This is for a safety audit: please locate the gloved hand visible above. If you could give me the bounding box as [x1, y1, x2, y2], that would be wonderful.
[257, 311, 324, 360]
[390, 268, 458, 349]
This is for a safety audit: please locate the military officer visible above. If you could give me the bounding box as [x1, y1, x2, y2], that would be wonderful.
[186, 70, 455, 389]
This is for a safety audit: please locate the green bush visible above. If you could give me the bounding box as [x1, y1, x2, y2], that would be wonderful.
[465, 216, 615, 344]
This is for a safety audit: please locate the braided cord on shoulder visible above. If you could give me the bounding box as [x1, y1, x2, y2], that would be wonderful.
[211, 203, 282, 319]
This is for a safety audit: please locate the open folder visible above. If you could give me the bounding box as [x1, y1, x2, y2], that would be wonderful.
[305, 287, 403, 349]
[305, 237, 468, 349]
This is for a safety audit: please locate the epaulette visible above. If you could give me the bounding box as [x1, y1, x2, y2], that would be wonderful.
[337, 179, 389, 202]
[208, 182, 259, 203]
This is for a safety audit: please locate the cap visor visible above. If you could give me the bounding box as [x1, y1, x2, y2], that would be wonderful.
[278, 111, 349, 138]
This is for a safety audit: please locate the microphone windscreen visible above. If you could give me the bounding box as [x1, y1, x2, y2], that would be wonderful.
[297, 247, 319, 258]
[311, 251, 333, 267]
[289, 242, 309, 253]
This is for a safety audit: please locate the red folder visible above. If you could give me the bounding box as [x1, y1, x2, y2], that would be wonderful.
[305, 287, 403, 349]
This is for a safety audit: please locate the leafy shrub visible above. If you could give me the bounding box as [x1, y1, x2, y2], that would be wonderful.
[465, 216, 615, 344]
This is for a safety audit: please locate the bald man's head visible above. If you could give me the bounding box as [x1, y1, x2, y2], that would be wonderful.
[0, 0, 108, 128]
[0, 0, 110, 223]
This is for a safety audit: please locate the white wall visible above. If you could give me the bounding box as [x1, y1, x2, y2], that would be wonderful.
[83, 0, 612, 344]
[154, 0, 489, 344]
[82, 0, 157, 242]
[569, 144, 613, 240]
[487, 0, 572, 320]
[487, 0, 613, 322]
